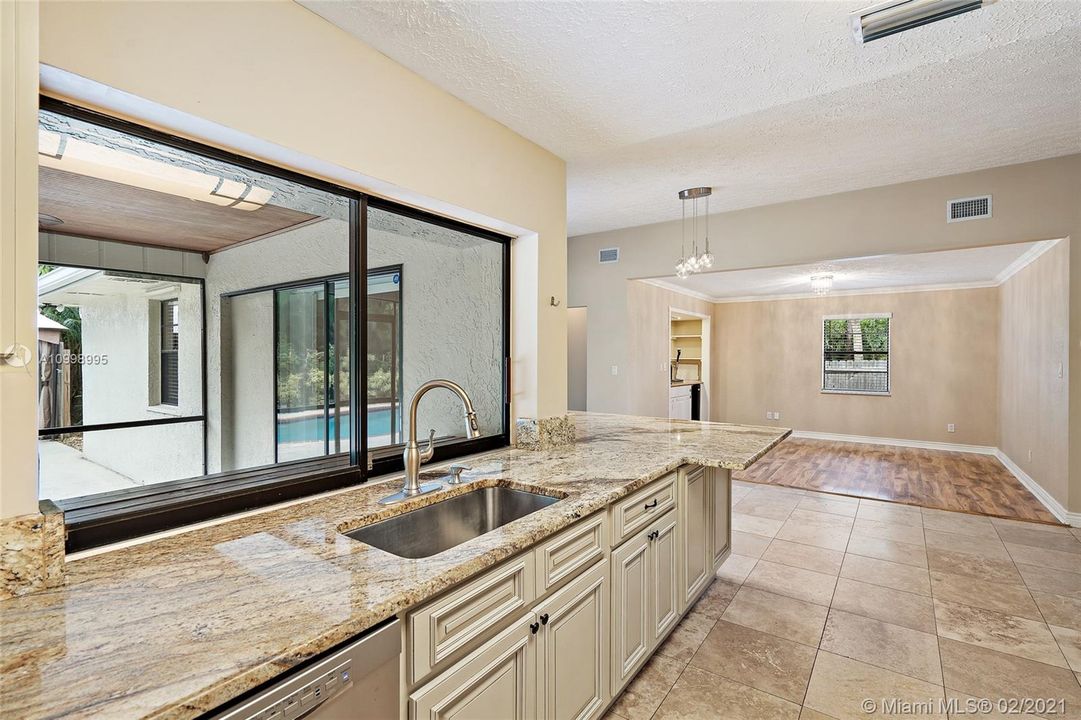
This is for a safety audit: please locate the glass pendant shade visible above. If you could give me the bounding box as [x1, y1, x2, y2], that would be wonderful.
[811, 274, 834, 294]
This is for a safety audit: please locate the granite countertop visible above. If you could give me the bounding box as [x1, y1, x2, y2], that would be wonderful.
[0, 412, 789, 720]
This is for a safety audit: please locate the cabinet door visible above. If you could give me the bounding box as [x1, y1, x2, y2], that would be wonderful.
[537, 561, 609, 720]
[610, 532, 650, 692]
[649, 511, 681, 645]
[410, 614, 537, 720]
[710, 468, 731, 571]
[669, 394, 691, 420]
[680, 466, 711, 607]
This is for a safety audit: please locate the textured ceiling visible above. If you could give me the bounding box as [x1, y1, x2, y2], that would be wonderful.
[301, 0, 1081, 236]
[649, 240, 1053, 300]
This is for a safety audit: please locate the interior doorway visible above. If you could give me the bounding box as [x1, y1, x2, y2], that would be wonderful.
[567, 307, 588, 411]
[669, 307, 710, 421]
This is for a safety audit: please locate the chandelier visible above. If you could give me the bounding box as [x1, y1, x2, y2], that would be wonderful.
[675, 187, 713, 279]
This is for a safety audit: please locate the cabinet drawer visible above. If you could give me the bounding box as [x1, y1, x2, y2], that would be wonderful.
[610, 474, 677, 547]
[535, 513, 607, 595]
[409, 552, 536, 684]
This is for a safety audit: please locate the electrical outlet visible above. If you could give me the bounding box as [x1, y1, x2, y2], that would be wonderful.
[1058, 362, 1064, 379]
[610, 365, 618, 376]
[775, 412, 781, 420]
[947, 424, 956, 433]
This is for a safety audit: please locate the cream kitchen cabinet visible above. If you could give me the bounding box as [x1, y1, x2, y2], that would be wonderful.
[709, 467, 732, 570]
[410, 561, 609, 720]
[536, 562, 609, 720]
[679, 466, 711, 607]
[610, 510, 680, 694]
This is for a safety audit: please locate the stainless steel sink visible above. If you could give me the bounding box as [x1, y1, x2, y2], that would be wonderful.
[345, 486, 560, 559]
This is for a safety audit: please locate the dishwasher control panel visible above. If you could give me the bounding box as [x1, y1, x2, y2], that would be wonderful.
[257, 661, 351, 720]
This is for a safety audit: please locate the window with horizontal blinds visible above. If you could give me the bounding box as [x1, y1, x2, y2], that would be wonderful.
[160, 298, 180, 405]
[822, 315, 890, 394]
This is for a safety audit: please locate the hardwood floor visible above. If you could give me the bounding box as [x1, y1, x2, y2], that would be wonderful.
[732, 437, 1061, 523]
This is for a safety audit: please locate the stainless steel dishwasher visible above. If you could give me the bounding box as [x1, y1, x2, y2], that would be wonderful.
[211, 619, 400, 720]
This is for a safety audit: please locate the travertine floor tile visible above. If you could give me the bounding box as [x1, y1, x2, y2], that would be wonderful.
[1015, 564, 1081, 599]
[734, 494, 798, 522]
[731, 530, 772, 559]
[1049, 625, 1081, 673]
[610, 653, 684, 720]
[655, 606, 716, 665]
[717, 554, 758, 584]
[840, 554, 931, 596]
[797, 495, 858, 518]
[857, 501, 924, 528]
[846, 532, 928, 568]
[938, 638, 1081, 718]
[929, 570, 1041, 620]
[926, 548, 1023, 585]
[933, 599, 1069, 668]
[733, 513, 785, 538]
[652, 666, 801, 720]
[994, 524, 1081, 554]
[773, 521, 851, 552]
[787, 509, 855, 529]
[925, 529, 1010, 561]
[821, 608, 942, 684]
[744, 559, 838, 606]
[690, 620, 818, 704]
[830, 577, 936, 634]
[853, 518, 926, 546]
[761, 539, 845, 576]
[944, 690, 1045, 719]
[990, 516, 1073, 534]
[722, 586, 829, 646]
[1031, 592, 1081, 631]
[804, 651, 945, 720]
[920, 508, 998, 539]
[691, 578, 740, 620]
[1005, 543, 1081, 573]
[798, 708, 837, 720]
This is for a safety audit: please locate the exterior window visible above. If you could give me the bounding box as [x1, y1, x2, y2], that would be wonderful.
[160, 299, 180, 406]
[36, 99, 510, 551]
[822, 315, 890, 394]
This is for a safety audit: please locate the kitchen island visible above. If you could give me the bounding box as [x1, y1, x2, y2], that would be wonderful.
[0, 412, 788, 719]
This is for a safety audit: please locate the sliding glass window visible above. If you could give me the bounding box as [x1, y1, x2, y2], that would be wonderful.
[36, 99, 509, 551]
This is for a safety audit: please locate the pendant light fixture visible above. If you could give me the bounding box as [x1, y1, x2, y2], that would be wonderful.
[675, 186, 714, 279]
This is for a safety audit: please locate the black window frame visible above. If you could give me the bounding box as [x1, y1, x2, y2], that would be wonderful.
[821, 314, 891, 396]
[40, 97, 513, 552]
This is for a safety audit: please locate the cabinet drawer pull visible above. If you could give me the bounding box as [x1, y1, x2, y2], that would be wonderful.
[530, 621, 540, 634]
[647, 530, 659, 541]
[539, 613, 549, 625]
[644, 499, 658, 510]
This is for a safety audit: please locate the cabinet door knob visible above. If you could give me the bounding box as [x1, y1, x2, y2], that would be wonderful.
[530, 621, 540, 634]
[540, 613, 549, 625]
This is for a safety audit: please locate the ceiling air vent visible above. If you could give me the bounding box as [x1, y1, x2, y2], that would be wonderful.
[598, 247, 620, 264]
[947, 195, 992, 223]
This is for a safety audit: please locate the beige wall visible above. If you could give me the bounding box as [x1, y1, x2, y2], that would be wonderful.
[712, 288, 1000, 446]
[0, 1, 40, 519]
[1000, 240, 1070, 507]
[626, 282, 713, 419]
[0, 0, 569, 519]
[570, 155, 1080, 512]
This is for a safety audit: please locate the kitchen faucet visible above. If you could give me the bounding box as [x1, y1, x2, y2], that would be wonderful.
[378, 379, 481, 505]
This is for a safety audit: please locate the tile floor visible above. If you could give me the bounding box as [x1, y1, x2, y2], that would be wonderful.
[604, 481, 1081, 720]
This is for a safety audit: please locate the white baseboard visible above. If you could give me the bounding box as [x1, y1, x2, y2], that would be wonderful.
[994, 450, 1079, 527]
[789, 430, 1078, 527]
[790, 430, 997, 456]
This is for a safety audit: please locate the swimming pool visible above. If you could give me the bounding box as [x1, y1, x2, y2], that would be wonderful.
[277, 408, 394, 444]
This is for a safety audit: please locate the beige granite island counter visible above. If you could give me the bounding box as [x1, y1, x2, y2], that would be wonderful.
[0, 412, 789, 720]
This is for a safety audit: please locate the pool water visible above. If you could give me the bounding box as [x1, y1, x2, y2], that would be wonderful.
[277, 408, 394, 444]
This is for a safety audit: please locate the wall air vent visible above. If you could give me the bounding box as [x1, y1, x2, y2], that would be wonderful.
[947, 195, 992, 223]
[598, 247, 620, 264]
